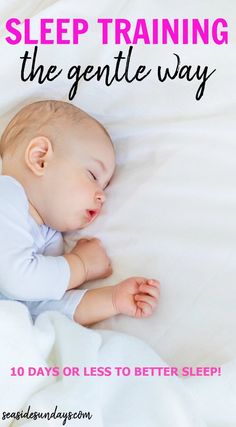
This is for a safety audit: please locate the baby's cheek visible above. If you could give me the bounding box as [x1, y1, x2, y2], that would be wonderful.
[79, 181, 94, 200]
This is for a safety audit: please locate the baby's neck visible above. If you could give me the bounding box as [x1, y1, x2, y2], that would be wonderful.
[29, 202, 44, 226]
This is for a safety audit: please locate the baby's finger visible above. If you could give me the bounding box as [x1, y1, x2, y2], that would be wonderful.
[147, 279, 160, 287]
[136, 301, 153, 317]
[139, 283, 160, 298]
[135, 306, 143, 319]
[103, 263, 113, 277]
[135, 294, 158, 309]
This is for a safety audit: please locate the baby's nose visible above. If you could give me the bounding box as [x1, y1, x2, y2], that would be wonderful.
[95, 191, 106, 204]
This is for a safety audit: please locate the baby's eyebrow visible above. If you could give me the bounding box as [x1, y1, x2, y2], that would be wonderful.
[92, 158, 106, 172]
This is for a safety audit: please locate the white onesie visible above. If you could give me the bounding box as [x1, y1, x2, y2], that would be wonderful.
[0, 175, 87, 321]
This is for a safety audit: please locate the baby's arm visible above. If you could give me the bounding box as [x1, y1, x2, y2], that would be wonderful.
[64, 238, 112, 291]
[73, 277, 160, 326]
[0, 177, 112, 301]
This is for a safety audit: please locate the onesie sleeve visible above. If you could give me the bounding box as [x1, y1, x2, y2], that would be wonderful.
[0, 176, 70, 300]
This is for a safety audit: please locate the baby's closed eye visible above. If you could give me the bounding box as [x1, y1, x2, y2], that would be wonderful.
[88, 170, 97, 181]
[88, 169, 108, 191]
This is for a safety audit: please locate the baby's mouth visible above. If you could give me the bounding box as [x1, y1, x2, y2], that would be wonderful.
[85, 209, 100, 222]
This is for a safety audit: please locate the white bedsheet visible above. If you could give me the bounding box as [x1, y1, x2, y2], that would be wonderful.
[0, 0, 235, 425]
[0, 301, 207, 427]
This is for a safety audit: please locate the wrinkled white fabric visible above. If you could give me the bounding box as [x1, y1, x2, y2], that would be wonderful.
[0, 302, 206, 427]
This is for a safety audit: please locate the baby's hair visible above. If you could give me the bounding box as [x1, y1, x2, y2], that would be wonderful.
[0, 100, 111, 157]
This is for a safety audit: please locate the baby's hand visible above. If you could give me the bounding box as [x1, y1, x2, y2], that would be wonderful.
[112, 277, 160, 318]
[71, 238, 112, 282]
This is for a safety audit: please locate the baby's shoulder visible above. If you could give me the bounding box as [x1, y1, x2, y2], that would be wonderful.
[0, 175, 28, 214]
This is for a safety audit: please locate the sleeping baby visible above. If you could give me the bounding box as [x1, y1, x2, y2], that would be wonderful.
[0, 100, 160, 325]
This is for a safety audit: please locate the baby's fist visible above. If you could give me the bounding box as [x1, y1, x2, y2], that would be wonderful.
[112, 277, 160, 318]
[72, 238, 112, 282]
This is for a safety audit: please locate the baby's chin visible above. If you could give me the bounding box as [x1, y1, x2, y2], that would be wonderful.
[47, 220, 82, 233]
[52, 211, 98, 232]
[61, 218, 92, 233]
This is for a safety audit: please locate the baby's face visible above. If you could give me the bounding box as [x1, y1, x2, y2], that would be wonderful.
[39, 119, 115, 232]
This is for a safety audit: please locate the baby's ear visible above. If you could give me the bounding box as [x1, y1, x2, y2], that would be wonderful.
[24, 136, 53, 176]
